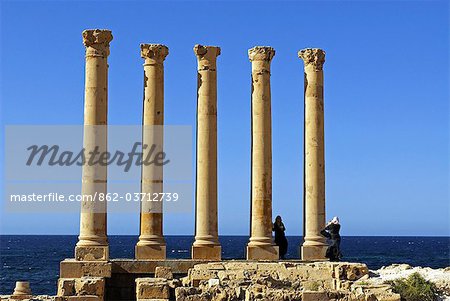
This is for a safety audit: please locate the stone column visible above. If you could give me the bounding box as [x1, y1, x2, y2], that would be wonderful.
[135, 44, 169, 259]
[191, 44, 221, 260]
[246, 46, 279, 260]
[75, 29, 113, 261]
[299, 48, 328, 260]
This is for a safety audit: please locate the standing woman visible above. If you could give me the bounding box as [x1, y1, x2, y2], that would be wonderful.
[273, 215, 288, 259]
[321, 216, 342, 261]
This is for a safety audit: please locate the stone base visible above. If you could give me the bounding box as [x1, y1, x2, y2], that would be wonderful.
[10, 295, 33, 300]
[75, 246, 109, 261]
[135, 278, 170, 300]
[246, 245, 279, 260]
[57, 277, 105, 298]
[135, 245, 166, 260]
[301, 244, 328, 261]
[54, 296, 102, 301]
[191, 245, 221, 260]
[60, 259, 112, 278]
[302, 291, 331, 301]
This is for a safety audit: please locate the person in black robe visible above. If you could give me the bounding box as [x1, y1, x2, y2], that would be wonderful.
[273, 215, 288, 259]
[320, 216, 342, 261]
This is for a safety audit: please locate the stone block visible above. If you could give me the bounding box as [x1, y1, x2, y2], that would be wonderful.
[75, 246, 109, 261]
[9, 295, 33, 300]
[57, 278, 76, 296]
[175, 287, 202, 301]
[75, 277, 104, 297]
[155, 266, 173, 279]
[206, 262, 225, 270]
[136, 278, 170, 300]
[135, 245, 166, 260]
[54, 297, 101, 301]
[208, 278, 220, 287]
[301, 245, 327, 261]
[246, 245, 279, 260]
[223, 262, 258, 271]
[302, 291, 330, 301]
[188, 268, 219, 286]
[191, 245, 221, 260]
[60, 259, 112, 278]
[110, 259, 203, 275]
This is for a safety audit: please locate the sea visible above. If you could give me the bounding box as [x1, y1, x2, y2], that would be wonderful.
[1, 235, 449, 295]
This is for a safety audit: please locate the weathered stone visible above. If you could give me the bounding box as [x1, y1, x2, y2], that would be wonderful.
[246, 46, 279, 261]
[75, 277, 104, 297]
[57, 279, 76, 296]
[75, 29, 113, 261]
[135, 43, 168, 261]
[155, 266, 173, 280]
[136, 278, 170, 300]
[187, 268, 219, 287]
[174, 287, 202, 301]
[12, 281, 31, 298]
[302, 291, 330, 301]
[177, 261, 390, 301]
[207, 279, 219, 288]
[60, 260, 112, 278]
[299, 47, 328, 260]
[55, 297, 101, 301]
[191, 44, 222, 261]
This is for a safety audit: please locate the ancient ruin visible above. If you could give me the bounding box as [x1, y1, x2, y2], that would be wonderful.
[135, 43, 169, 260]
[246, 46, 279, 260]
[299, 48, 328, 261]
[3, 29, 411, 301]
[191, 45, 222, 261]
[75, 29, 112, 262]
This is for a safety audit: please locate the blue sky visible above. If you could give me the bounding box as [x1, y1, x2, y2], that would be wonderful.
[0, 0, 448, 236]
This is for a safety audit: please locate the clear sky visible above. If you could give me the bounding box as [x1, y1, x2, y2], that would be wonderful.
[0, 0, 448, 236]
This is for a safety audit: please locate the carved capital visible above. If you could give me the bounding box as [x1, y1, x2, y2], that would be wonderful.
[298, 48, 325, 71]
[140, 44, 169, 63]
[248, 46, 275, 62]
[82, 29, 113, 57]
[194, 45, 221, 70]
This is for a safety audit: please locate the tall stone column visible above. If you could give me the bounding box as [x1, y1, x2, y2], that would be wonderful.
[135, 44, 169, 259]
[299, 48, 328, 260]
[191, 44, 221, 260]
[246, 46, 279, 260]
[75, 29, 113, 261]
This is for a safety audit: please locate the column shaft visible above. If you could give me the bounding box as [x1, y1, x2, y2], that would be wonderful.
[192, 44, 221, 260]
[75, 29, 113, 261]
[299, 48, 328, 260]
[246, 46, 279, 260]
[136, 44, 169, 259]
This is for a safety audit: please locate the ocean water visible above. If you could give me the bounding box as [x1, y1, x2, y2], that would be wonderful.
[0, 235, 449, 295]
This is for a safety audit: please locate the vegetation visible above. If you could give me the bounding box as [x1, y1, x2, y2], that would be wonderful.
[388, 272, 438, 301]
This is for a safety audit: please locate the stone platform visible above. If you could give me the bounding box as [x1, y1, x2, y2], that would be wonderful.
[53, 260, 402, 301]
[59, 259, 210, 300]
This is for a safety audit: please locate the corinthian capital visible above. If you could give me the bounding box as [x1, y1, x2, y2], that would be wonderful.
[248, 46, 275, 62]
[194, 45, 221, 70]
[298, 48, 325, 71]
[82, 29, 113, 57]
[140, 44, 169, 63]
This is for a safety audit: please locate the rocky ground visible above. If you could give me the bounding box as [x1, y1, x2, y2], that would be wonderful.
[366, 264, 450, 301]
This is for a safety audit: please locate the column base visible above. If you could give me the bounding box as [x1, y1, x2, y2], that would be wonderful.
[301, 244, 328, 261]
[75, 245, 109, 261]
[246, 244, 279, 260]
[135, 244, 166, 260]
[191, 245, 221, 260]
